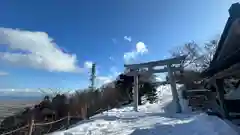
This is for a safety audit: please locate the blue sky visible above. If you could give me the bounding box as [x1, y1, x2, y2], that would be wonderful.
[0, 0, 238, 91]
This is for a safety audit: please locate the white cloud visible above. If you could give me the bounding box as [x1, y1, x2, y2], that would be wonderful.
[124, 36, 132, 42]
[112, 38, 117, 44]
[109, 56, 114, 61]
[96, 66, 121, 86]
[136, 42, 148, 54]
[123, 41, 148, 63]
[84, 61, 93, 69]
[0, 88, 39, 95]
[0, 71, 8, 76]
[110, 66, 121, 77]
[123, 51, 137, 62]
[0, 88, 56, 97]
[97, 76, 113, 84]
[0, 27, 81, 72]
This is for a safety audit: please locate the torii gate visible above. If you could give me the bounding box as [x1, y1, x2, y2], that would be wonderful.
[124, 55, 186, 113]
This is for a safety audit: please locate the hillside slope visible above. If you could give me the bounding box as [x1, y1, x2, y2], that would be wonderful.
[49, 86, 239, 135]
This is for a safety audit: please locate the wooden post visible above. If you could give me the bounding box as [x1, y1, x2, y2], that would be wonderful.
[81, 104, 87, 120]
[167, 64, 182, 113]
[215, 79, 229, 118]
[28, 118, 34, 135]
[134, 74, 139, 112]
[66, 112, 70, 129]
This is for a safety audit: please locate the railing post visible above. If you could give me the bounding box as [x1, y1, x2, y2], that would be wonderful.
[66, 112, 70, 129]
[28, 118, 34, 135]
[81, 105, 87, 120]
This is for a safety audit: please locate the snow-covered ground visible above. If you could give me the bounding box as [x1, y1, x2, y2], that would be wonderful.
[49, 85, 239, 135]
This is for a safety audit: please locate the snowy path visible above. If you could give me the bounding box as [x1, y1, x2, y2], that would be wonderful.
[49, 86, 239, 135]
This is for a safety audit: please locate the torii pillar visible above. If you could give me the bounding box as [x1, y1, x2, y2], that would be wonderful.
[167, 64, 182, 113]
[133, 74, 139, 112]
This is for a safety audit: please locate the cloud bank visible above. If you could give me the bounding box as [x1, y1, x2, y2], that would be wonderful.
[0, 28, 81, 72]
[0, 71, 8, 76]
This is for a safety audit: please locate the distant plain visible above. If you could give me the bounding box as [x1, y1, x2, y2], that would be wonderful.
[0, 99, 40, 122]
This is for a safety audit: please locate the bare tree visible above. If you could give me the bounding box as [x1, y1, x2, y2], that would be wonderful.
[170, 41, 200, 70]
[170, 38, 218, 72]
[200, 39, 218, 70]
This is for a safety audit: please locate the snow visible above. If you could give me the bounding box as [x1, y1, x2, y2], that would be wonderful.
[225, 85, 240, 100]
[48, 85, 239, 135]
